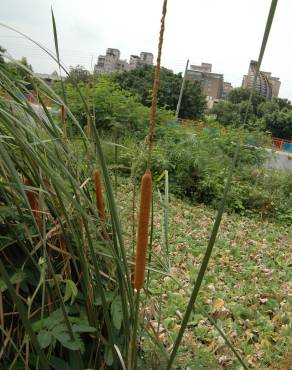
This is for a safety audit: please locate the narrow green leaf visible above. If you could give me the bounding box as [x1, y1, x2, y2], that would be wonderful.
[71, 324, 96, 334]
[64, 280, 78, 305]
[111, 296, 123, 330]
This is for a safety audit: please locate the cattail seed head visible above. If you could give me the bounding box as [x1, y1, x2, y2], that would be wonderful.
[94, 169, 106, 222]
[24, 178, 41, 227]
[134, 170, 152, 290]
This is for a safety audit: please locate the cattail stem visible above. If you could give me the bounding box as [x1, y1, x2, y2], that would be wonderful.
[94, 169, 106, 222]
[131, 289, 140, 369]
[146, 195, 154, 289]
[147, 0, 168, 169]
[133, 170, 152, 290]
[132, 2, 168, 368]
[0, 290, 4, 341]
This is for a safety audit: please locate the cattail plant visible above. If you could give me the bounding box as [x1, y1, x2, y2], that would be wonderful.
[133, 0, 168, 292]
[130, 0, 168, 369]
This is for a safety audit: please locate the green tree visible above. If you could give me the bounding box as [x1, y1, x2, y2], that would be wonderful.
[273, 97, 291, 110]
[212, 100, 241, 126]
[111, 65, 206, 119]
[64, 76, 173, 134]
[179, 81, 207, 119]
[228, 87, 265, 113]
[227, 87, 251, 104]
[5, 57, 33, 82]
[65, 65, 91, 84]
[261, 110, 292, 139]
[213, 88, 271, 128]
[257, 99, 279, 116]
[0, 45, 5, 64]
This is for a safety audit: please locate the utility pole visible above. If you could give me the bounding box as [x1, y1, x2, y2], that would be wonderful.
[175, 59, 189, 119]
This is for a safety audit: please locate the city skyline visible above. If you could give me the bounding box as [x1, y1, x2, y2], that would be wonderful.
[1, 0, 291, 99]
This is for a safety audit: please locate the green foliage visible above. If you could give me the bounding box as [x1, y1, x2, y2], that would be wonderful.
[4, 56, 33, 82]
[211, 100, 241, 126]
[228, 87, 265, 107]
[0, 63, 135, 369]
[32, 309, 96, 352]
[65, 65, 91, 84]
[180, 81, 207, 120]
[117, 177, 291, 369]
[259, 109, 292, 139]
[213, 88, 264, 127]
[61, 76, 173, 134]
[113, 127, 290, 222]
[0, 4, 289, 367]
[111, 64, 206, 119]
[0, 45, 5, 64]
[213, 88, 292, 139]
[273, 97, 292, 110]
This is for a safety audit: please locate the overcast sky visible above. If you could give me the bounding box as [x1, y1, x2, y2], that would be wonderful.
[1, 0, 291, 99]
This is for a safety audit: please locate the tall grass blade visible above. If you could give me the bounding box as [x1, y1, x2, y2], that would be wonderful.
[51, 9, 67, 107]
[166, 1, 278, 368]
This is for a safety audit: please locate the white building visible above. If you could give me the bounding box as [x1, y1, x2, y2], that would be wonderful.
[94, 49, 153, 73]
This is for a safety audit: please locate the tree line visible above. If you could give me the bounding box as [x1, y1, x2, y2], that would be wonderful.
[1, 46, 291, 139]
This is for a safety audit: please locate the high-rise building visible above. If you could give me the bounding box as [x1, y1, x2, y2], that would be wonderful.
[94, 49, 153, 73]
[242, 60, 280, 99]
[139, 52, 154, 65]
[190, 62, 212, 73]
[186, 62, 224, 100]
[129, 55, 141, 69]
[222, 81, 233, 99]
[94, 48, 128, 73]
[129, 52, 153, 69]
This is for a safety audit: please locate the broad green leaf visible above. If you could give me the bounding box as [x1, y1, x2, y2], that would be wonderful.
[52, 331, 82, 351]
[51, 323, 67, 334]
[37, 330, 52, 349]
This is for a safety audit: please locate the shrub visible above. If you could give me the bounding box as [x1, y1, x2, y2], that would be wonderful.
[58, 76, 173, 135]
[113, 127, 290, 223]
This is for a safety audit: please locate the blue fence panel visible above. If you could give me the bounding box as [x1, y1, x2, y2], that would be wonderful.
[283, 143, 292, 152]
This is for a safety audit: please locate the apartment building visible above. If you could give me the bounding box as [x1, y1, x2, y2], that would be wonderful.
[186, 62, 224, 100]
[242, 60, 281, 99]
[94, 49, 153, 73]
[129, 52, 153, 69]
[222, 81, 233, 99]
[94, 48, 128, 73]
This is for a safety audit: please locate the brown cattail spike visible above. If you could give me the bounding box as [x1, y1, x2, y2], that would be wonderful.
[24, 178, 41, 228]
[134, 170, 152, 290]
[94, 169, 106, 222]
[61, 105, 67, 142]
